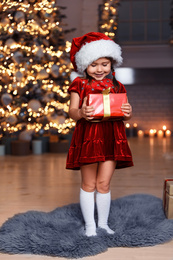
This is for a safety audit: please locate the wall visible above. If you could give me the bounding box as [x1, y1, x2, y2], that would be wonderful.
[57, 0, 103, 40]
[126, 84, 173, 132]
[57, 0, 173, 69]
[122, 45, 173, 69]
[121, 68, 173, 132]
[56, 0, 173, 132]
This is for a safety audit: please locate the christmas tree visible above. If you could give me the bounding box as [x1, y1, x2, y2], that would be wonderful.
[0, 0, 75, 142]
[99, 0, 120, 40]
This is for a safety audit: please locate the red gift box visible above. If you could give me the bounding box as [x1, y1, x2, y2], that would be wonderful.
[87, 92, 127, 121]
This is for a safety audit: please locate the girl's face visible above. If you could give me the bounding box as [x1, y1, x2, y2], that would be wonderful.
[86, 57, 111, 81]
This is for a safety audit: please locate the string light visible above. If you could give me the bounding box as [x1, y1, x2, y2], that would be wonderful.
[99, 0, 120, 40]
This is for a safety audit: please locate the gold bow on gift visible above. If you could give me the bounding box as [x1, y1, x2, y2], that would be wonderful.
[102, 87, 111, 118]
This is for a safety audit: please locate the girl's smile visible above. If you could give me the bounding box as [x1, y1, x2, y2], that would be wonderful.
[86, 57, 111, 81]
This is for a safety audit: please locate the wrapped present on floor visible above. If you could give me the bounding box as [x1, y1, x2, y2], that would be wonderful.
[163, 179, 173, 219]
[49, 140, 69, 153]
[87, 88, 127, 121]
[11, 140, 31, 156]
[49, 135, 59, 143]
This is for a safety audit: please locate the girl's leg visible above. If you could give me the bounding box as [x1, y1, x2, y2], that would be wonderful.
[96, 160, 116, 234]
[80, 163, 98, 236]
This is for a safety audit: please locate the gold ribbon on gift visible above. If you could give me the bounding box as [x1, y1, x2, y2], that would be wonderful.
[102, 87, 111, 118]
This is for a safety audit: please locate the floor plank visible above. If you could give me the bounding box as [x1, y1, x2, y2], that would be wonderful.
[0, 137, 173, 259]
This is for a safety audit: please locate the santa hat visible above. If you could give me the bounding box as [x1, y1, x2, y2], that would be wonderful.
[70, 32, 123, 81]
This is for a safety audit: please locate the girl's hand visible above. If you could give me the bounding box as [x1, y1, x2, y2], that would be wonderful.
[80, 97, 95, 120]
[121, 103, 132, 119]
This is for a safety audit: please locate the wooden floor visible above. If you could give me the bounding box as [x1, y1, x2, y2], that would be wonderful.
[0, 137, 173, 260]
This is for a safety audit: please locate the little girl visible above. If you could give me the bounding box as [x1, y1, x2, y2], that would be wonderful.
[66, 32, 133, 237]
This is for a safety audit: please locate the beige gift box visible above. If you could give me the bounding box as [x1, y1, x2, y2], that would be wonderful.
[163, 179, 173, 219]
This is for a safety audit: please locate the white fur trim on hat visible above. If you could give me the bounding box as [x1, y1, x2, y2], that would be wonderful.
[70, 71, 84, 82]
[75, 39, 122, 74]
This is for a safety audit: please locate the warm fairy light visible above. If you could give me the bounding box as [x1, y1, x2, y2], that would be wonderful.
[65, 41, 71, 52]
[149, 129, 154, 136]
[165, 130, 171, 137]
[137, 130, 144, 137]
[162, 125, 167, 131]
[149, 129, 157, 137]
[99, 0, 120, 39]
[133, 123, 137, 127]
[157, 130, 163, 137]
[125, 123, 130, 128]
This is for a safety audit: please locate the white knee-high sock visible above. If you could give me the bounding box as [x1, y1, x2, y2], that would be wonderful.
[80, 188, 97, 237]
[96, 191, 114, 234]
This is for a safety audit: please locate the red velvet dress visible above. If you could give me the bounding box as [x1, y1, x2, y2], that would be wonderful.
[66, 77, 133, 170]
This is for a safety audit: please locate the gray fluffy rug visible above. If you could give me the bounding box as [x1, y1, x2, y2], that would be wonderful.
[0, 194, 173, 258]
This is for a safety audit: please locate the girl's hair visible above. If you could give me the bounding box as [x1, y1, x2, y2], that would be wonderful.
[111, 65, 120, 93]
[85, 57, 120, 92]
